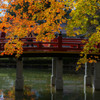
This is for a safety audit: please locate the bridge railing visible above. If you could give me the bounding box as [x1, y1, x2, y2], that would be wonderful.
[0, 35, 87, 52]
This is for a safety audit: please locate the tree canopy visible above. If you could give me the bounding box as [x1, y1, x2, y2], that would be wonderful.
[65, 0, 100, 68]
[0, 0, 67, 57]
[0, 0, 100, 66]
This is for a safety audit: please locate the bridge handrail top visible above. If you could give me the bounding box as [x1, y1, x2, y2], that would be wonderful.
[62, 38, 88, 40]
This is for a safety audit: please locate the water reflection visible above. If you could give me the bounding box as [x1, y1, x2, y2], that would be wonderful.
[15, 91, 24, 100]
[0, 86, 41, 100]
[0, 84, 100, 100]
[51, 87, 63, 100]
[84, 83, 100, 100]
[0, 68, 100, 100]
[84, 91, 93, 100]
[55, 91, 63, 100]
[93, 91, 100, 100]
[0, 90, 4, 99]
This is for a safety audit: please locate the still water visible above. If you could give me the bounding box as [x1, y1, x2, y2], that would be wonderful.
[0, 68, 100, 100]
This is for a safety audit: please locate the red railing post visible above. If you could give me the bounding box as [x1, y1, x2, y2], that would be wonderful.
[39, 42, 42, 48]
[58, 32, 62, 50]
[78, 44, 81, 50]
[97, 43, 100, 53]
[97, 43, 100, 48]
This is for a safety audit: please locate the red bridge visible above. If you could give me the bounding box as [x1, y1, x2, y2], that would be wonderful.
[0, 34, 87, 57]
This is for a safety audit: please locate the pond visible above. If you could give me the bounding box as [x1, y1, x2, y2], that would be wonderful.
[0, 68, 99, 100]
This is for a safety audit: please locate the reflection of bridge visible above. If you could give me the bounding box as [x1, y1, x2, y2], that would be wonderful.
[0, 34, 100, 92]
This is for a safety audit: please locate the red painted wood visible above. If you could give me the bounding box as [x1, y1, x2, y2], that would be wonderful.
[0, 36, 88, 53]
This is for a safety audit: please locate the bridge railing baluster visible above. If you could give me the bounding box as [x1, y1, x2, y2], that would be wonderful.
[39, 42, 42, 48]
[0, 37, 92, 53]
[58, 33, 62, 50]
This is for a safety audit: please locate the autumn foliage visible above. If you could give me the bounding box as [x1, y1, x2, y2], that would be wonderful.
[0, 0, 100, 68]
[65, 0, 100, 68]
[0, 0, 66, 57]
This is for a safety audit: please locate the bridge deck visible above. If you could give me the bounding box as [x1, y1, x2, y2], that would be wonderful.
[0, 35, 98, 57]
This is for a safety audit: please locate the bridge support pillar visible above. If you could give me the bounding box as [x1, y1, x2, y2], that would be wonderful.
[15, 57, 24, 91]
[94, 62, 100, 90]
[55, 57, 63, 91]
[51, 57, 57, 86]
[84, 62, 92, 87]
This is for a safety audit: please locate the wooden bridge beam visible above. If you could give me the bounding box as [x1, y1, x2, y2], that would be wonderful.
[15, 57, 24, 91]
